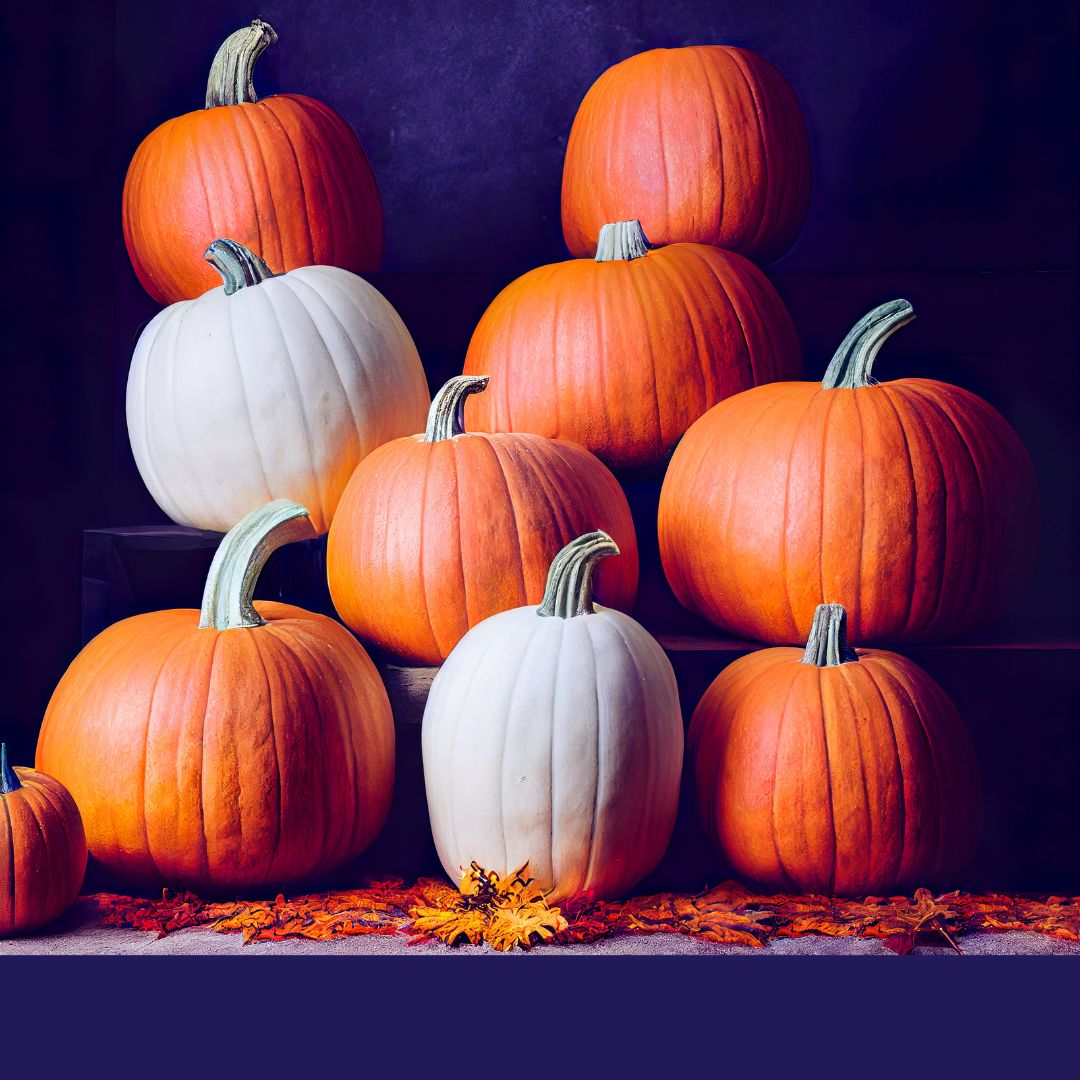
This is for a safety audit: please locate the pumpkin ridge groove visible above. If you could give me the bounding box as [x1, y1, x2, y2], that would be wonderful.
[875, 386, 921, 638]
[482, 439, 529, 605]
[258, 100, 317, 266]
[414, 445, 447, 660]
[239, 106, 286, 268]
[579, 623, 603, 895]
[693, 48, 726, 241]
[225, 106, 266, 264]
[1, 796, 14, 926]
[769, 666, 805, 892]
[23, 788, 56, 925]
[726, 48, 771, 257]
[242, 630, 285, 880]
[186, 117, 222, 268]
[223, 285, 275, 509]
[654, 61, 672, 232]
[853, 389, 867, 634]
[622, 241, 665, 460]
[140, 628, 194, 885]
[837, 664, 874, 889]
[817, 668, 838, 895]
[861, 661, 909, 888]
[685, 246, 757, 393]
[259, 284, 327, 524]
[780, 393, 820, 640]
[196, 633, 220, 882]
[816, 390, 839, 616]
[450, 442, 473, 633]
[904, 382, 992, 636]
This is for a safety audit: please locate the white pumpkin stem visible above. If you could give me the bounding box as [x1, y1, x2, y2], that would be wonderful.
[800, 604, 859, 667]
[821, 300, 916, 389]
[594, 220, 651, 262]
[204, 239, 276, 295]
[424, 375, 490, 442]
[537, 531, 620, 619]
[199, 499, 316, 631]
[205, 19, 278, 109]
[0, 744, 20, 794]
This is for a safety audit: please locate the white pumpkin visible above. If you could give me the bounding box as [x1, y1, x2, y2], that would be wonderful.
[126, 238, 430, 534]
[422, 531, 683, 901]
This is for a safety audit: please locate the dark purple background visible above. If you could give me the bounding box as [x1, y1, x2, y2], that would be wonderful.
[3, 1, 1078, 889]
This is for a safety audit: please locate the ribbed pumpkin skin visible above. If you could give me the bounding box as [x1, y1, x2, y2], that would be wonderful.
[423, 605, 683, 902]
[463, 244, 800, 469]
[690, 646, 981, 895]
[127, 265, 429, 535]
[1, 767, 87, 936]
[327, 435, 639, 665]
[36, 602, 394, 895]
[562, 47, 812, 264]
[123, 94, 383, 304]
[659, 379, 1038, 644]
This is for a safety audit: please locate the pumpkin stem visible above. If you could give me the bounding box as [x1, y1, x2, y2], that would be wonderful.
[424, 375, 490, 442]
[800, 604, 860, 667]
[0, 744, 20, 795]
[205, 18, 278, 109]
[821, 300, 916, 389]
[204, 239, 276, 295]
[199, 499, 316, 631]
[594, 220, 652, 262]
[537, 531, 620, 619]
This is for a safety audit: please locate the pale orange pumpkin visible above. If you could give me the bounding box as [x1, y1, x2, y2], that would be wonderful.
[562, 46, 812, 264]
[37, 501, 394, 895]
[464, 220, 800, 470]
[327, 376, 639, 665]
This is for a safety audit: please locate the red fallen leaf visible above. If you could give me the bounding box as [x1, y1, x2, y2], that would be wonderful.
[882, 932, 917, 955]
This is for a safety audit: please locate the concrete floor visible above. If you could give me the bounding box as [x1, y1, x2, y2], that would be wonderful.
[2, 898, 1078, 956]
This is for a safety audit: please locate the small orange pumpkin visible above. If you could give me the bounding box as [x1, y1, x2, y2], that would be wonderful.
[122, 20, 383, 304]
[37, 500, 394, 895]
[690, 604, 981, 895]
[327, 375, 639, 664]
[464, 220, 800, 470]
[1, 745, 87, 936]
[562, 46, 812, 264]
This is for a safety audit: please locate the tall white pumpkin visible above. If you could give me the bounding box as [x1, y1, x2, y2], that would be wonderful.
[127, 239, 430, 534]
[422, 531, 683, 901]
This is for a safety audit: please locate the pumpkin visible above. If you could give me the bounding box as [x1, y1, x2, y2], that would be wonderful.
[463, 220, 800, 470]
[423, 531, 683, 901]
[122, 19, 383, 304]
[689, 603, 981, 895]
[562, 46, 812, 264]
[659, 300, 1039, 644]
[36, 500, 395, 895]
[328, 376, 639, 665]
[126, 238, 429, 535]
[1, 745, 87, 936]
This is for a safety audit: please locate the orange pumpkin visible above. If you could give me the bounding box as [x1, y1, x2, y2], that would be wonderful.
[659, 300, 1039, 645]
[37, 501, 394, 895]
[122, 20, 382, 304]
[690, 604, 981, 895]
[327, 375, 639, 664]
[562, 46, 812, 264]
[463, 220, 800, 470]
[1, 746, 87, 936]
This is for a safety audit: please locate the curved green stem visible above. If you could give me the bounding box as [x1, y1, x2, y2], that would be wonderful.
[199, 500, 316, 631]
[800, 604, 859, 667]
[424, 375, 489, 442]
[537, 531, 620, 619]
[594, 220, 651, 262]
[205, 19, 278, 109]
[821, 300, 915, 389]
[0, 744, 20, 794]
[204, 239, 276, 295]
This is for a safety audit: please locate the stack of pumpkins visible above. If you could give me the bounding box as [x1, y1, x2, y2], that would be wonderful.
[3, 23, 1040, 937]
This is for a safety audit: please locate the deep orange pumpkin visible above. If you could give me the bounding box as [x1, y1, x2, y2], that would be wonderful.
[659, 300, 1039, 645]
[0, 746, 87, 936]
[562, 46, 812, 264]
[463, 220, 800, 470]
[36, 501, 394, 895]
[327, 376, 639, 665]
[122, 20, 382, 304]
[690, 604, 981, 895]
